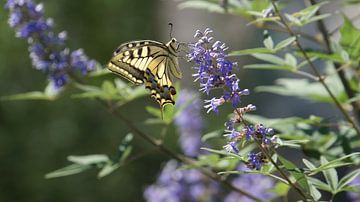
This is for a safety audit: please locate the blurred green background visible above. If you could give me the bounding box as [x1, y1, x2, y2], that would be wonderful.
[0, 0, 340, 201]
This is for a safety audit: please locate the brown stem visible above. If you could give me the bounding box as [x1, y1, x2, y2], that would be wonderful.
[99, 99, 265, 202]
[308, 0, 360, 123]
[68, 71, 264, 201]
[234, 108, 311, 201]
[270, 0, 360, 137]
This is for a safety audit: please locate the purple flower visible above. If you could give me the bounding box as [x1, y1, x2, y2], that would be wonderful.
[188, 28, 278, 170]
[143, 160, 220, 202]
[204, 97, 225, 113]
[247, 152, 264, 170]
[225, 165, 275, 202]
[188, 28, 246, 112]
[224, 141, 239, 153]
[174, 90, 204, 157]
[5, 0, 96, 89]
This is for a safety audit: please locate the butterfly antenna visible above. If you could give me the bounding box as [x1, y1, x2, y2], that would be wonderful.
[168, 23, 173, 39]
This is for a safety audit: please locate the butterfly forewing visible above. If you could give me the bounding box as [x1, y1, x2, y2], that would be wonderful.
[107, 38, 181, 109]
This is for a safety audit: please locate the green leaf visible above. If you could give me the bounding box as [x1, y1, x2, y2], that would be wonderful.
[102, 80, 118, 96]
[229, 48, 273, 56]
[309, 182, 322, 200]
[200, 147, 244, 160]
[303, 159, 317, 170]
[274, 37, 296, 51]
[284, 13, 302, 26]
[310, 152, 360, 174]
[263, 35, 274, 49]
[278, 155, 310, 193]
[340, 16, 360, 61]
[252, 53, 286, 65]
[337, 168, 360, 190]
[308, 177, 332, 192]
[98, 162, 120, 179]
[45, 164, 92, 179]
[1, 91, 56, 101]
[320, 156, 338, 192]
[1, 81, 60, 101]
[67, 155, 109, 165]
[88, 64, 110, 77]
[256, 78, 343, 103]
[306, 13, 331, 24]
[244, 64, 293, 71]
[273, 182, 291, 196]
[178, 0, 224, 13]
[201, 130, 222, 142]
[285, 53, 297, 67]
[296, 51, 346, 63]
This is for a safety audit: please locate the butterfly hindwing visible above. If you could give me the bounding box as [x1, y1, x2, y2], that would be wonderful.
[107, 38, 181, 109]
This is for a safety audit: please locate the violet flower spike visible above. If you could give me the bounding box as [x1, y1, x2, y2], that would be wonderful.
[5, 0, 96, 89]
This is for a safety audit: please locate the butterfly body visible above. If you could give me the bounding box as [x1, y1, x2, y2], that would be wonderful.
[107, 38, 182, 108]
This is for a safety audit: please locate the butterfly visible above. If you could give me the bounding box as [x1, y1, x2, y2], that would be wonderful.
[107, 38, 182, 113]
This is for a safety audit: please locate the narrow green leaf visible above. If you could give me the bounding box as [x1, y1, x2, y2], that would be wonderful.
[278, 155, 310, 192]
[88, 65, 111, 77]
[285, 53, 297, 67]
[145, 106, 162, 119]
[67, 155, 109, 165]
[201, 130, 222, 142]
[252, 53, 285, 65]
[340, 16, 360, 60]
[45, 164, 91, 179]
[303, 159, 317, 170]
[1, 91, 56, 101]
[309, 183, 322, 200]
[311, 152, 360, 174]
[275, 36, 296, 50]
[296, 51, 345, 63]
[256, 78, 338, 103]
[308, 177, 332, 192]
[244, 64, 293, 70]
[306, 13, 331, 24]
[200, 147, 244, 160]
[229, 48, 273, 56]
[285, 13, 302, 26]
[337, 169, 360, 190]
[320, 156, 338, 192]
[263, 35, 274, 49]
[98, 162, 120, 179]
[178, 0, 224, 13]
[273, 182, 291, 196]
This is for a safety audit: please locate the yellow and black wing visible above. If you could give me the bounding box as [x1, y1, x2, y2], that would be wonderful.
[107, 38, 182, 108]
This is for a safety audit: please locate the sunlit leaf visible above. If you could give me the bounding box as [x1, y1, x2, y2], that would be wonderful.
[67, 155, 109, 165]
[340, 17, 360, 61]
[320, 156, 338, 192]
[278, 155, 310, 192]
[45, 164, 92, 179]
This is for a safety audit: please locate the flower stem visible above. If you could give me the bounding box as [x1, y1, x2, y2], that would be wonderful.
[234, 108, 312, 201]
[100, 99, 265, 202]
[271, 0, 360, 137]
[307, 0, 360, 124]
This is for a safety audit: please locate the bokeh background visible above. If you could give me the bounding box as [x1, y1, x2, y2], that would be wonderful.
[0, 0, 354, 201]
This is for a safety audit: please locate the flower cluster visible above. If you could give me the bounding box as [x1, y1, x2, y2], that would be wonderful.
[174, 90, 204, 157]
[143, 160, 220, 202]
[188, 28, 249, 113]
[188, 28, 278, 170]
[144, 91, 220, 201]
[144, 89, 275, 201]
[225, 165, 275, 202]
[5, 0, 96, 88]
